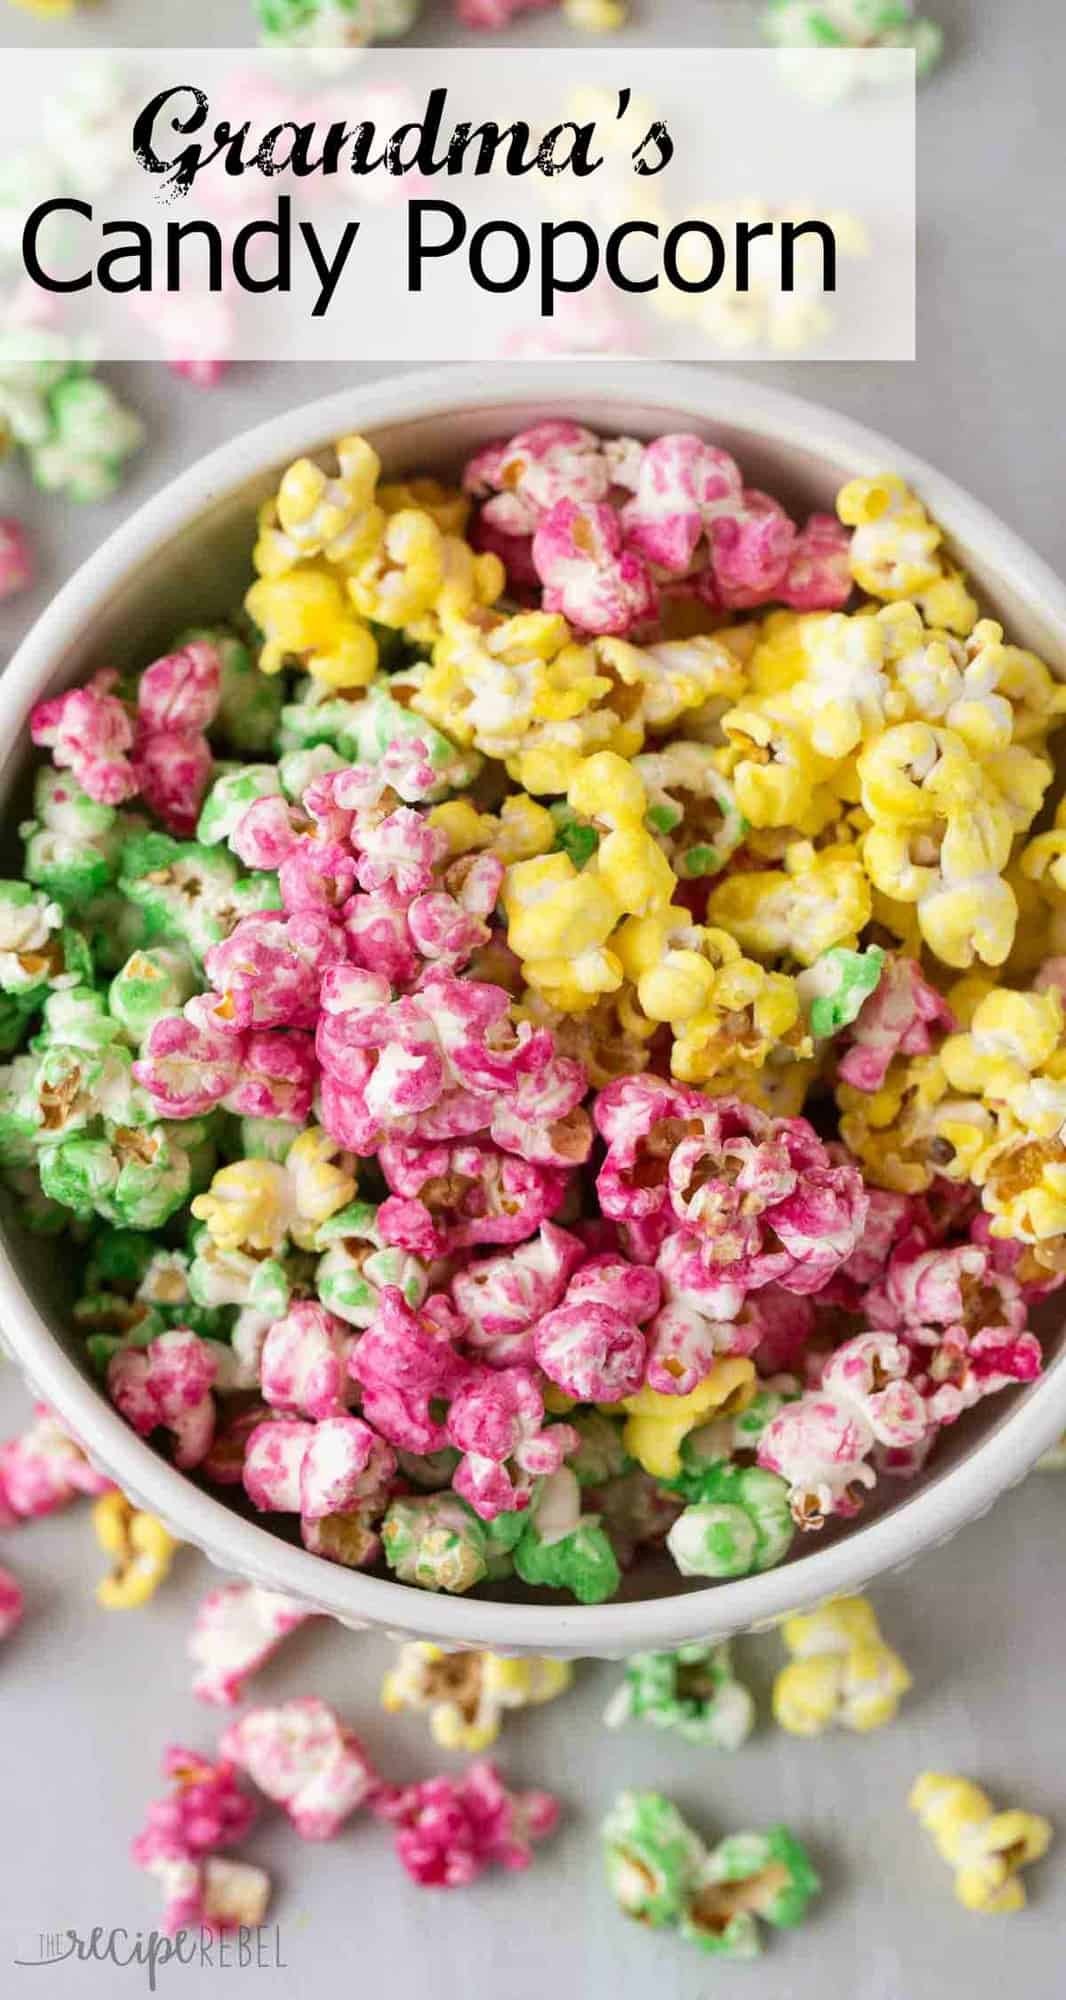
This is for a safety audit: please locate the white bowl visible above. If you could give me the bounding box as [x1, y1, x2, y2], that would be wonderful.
[3, 362, 1066, 1658]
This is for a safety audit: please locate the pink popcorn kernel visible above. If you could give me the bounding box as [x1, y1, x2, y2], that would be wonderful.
[865, 1233, 1028, 1342]
[533, 1298, 646, 1403]
[448, 1366, 574, 1520]
[199, 1403, 275, 1486]
[374, 1760, 559, 1888]
[759, 1331, 927, 1527]
[204, 911, 347, 1032]
[108, 1328, 217, 1470]
[594, 1074, 708, 1225]
[348, 1288, 467, 1455]
[134, 1000, 246, 1119]
[837, 954, 957, 1093]
[0, 1564, 24, 1641]
[378, 1136, 569, 1257]
[464, 419, 609, 520]
[223, 1028, 315, 1122]
[220, 1697, 379, 1841]
[260, 1302, 354, 1421]
[131, 1745, 257, 1868]
[279, 840, 358, 916]
[913, 1324, 1042, 1428]
[450, 1222, 585, 1366]
[137, 642, 222, 737]
[779, 513, 853, 611]
[619, 433, 744, 575]
[30, 678, 138, 806]
[665, 1098, 868, 1297]
[489, 1055, 593, 1167]
[0, 1403, 112, 1524]
[189, 1582, 312, 1707]
[533, 497, 658, 638]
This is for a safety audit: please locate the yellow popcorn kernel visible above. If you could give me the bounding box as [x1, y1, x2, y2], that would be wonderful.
[244, 569, 377, 689]
[428, 799, 496, 859]
[707, 842, 871, 968]
[503, 852, 621, 963]
[940, 988, 1063, 1101]
[191, 1159, 290, 1255]
[721, 703, 830, 830]
[347, 508, 445, 629]
[909, 1774, 1052, 1914]
[381, 1643, 572, 1753]
[276, 434, 383, 567]
[670, 963, 805, 1085]
[596, 633, 746, 734]
[982, 1134, 1066, 1244]
[620, 1361, 757, 1479]
[773, 1596, 911, 1736]
[93, 1492, 179, 1610]
[491, 793, 557, 864]
[285, 1126, 357, 1246]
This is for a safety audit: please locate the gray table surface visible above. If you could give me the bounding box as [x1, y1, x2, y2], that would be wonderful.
[1, 2, 1065, 1996]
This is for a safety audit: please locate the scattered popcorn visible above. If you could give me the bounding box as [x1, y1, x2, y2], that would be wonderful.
[909, 1774, 1052, 1913]
[773, 1595, 912, 1734]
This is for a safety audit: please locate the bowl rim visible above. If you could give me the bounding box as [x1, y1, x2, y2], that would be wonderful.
[3, 358, 1066, 1653]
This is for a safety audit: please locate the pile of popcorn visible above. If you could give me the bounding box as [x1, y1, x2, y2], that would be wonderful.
[2, 414, 1063, 1607]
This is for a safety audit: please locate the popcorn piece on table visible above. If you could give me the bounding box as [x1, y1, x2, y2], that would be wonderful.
[773, 1595, 911, 1734]
[131, 1744, 265, 1936]
[382, 1643, 572, 1752]
[604, 1641, 754, 1750]
[909, 1774, 1052, 1913]
[189, 1581, 313, 1706]
[374, 1759, 559, 1888]
[92, 1490, 179, 1609]
[0, 1402, 112, 1523]
[603, 1791, 820, 1957]
[220, 1697, 379, 1840]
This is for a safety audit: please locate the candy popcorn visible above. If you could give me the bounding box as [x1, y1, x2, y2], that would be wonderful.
[773, 1595, 912, 1734]
[92, 1491, 179, 1609]
[131, 1745, 266, 1936]
[382, 1643, 572, 1751]
[374, 1760, 559, 1887]
[220, 1698, 378, 1839]
[0, 1403, 112, 1522]
[3, 421, 1057, 1612]
[254, 0, 422, 47]
[909, 1775, 1052, 1913]
[758, 1332, 928, 1525]
[603, 1791, 820, 1957]
[189, 1582, 313, 1706]
[604, 1641, 754, 1749]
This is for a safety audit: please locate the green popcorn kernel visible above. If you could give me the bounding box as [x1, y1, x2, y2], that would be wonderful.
[604, 1642, 755, 1750]
[602, 1791, 707, 1931]
[21, 826, 117, 909]
[119, 833, 247, 959]
[277, 744, 346, 798]
[32, 985, 121, 1054]
[797, 943, 885, 1040]
[27, 765, 116, 843]
[382, 1493, 489, 1595]
[40, 1122, 191, 1229]
[108, 946, 197, 1045]
[314, 1201, 427, 1327]
[666, 1466, 794, 1580]
[0, 882, 67, 998]
[30, 373, 143, 504]
[196, 764, 283, 848]
[513, 1468, 620, 1604]
[681, 1825, 820, 1957]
